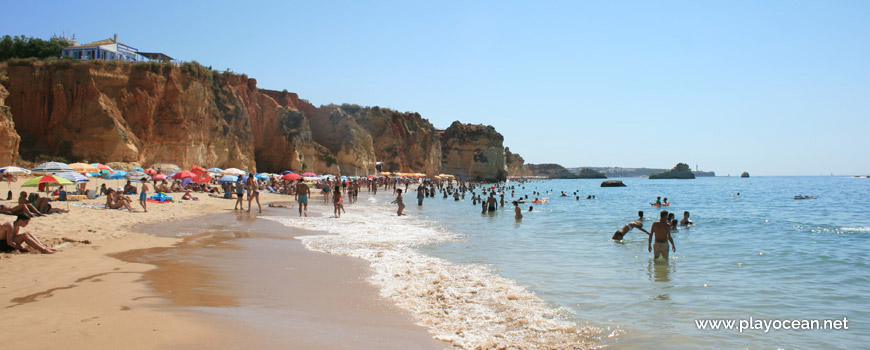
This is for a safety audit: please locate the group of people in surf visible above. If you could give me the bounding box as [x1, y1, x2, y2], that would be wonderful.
[612, 209, 692, 260]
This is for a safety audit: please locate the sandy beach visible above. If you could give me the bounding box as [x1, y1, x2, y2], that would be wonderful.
[0, 177, 444, 349]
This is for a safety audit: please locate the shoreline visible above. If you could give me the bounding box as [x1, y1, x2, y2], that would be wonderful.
[0, 178, 444, 349]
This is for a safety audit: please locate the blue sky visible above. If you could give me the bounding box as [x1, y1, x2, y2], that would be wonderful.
[3, 0, 869, 175]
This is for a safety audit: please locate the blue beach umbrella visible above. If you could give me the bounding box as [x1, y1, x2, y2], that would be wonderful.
[106, 170, 128, 180]
[255, 174, 270, 180]
[339, 176, 348, 180]
[219, 175, 239, 183]
[207, 168, 224, 173]
[282, 170, 294, 175]
[131, 167, 144, 172]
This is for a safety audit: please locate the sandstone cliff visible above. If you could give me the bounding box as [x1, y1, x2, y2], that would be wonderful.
[1, 60, 518, 178]
[440, 121, 507, 181]
[340, 104, 442, 175]
[0, 83, 21, 165]
[505, 147, 528, 177]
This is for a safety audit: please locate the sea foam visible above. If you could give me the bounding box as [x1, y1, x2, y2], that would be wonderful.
[266, 199, 597, 349]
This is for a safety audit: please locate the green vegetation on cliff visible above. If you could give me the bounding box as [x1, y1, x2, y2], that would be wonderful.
[0, 35, 70, 61]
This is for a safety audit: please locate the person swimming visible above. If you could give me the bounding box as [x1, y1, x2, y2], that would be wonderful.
[612, 221, 649, 240]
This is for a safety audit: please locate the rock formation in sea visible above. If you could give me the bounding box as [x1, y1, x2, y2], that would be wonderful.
[0, 84, 20, 165]
[440, 121, 507, 181]
[601, 180, 626, 187]
[649, 163, 696, 179]
[741, 171, 750, 178]
[0, 60, 515, 180]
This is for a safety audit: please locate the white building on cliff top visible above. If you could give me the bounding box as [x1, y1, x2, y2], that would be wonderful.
[61, 34, 173, 63]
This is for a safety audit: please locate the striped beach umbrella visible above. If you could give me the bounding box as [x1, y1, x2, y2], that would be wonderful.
[0, 166, 31, 175]
[33, 162, 74, 174]
[56, 172, 90, 183]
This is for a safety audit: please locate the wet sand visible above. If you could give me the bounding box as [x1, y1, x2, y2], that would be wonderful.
[118, 210, 446, 349]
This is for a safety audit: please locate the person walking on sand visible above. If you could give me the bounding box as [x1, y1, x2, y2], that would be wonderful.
[392, 189, 405, 216]
[649, 210, 676, 260]
[247, 179, 262, 213]
[333, 186, 344, 218]
[296, 181, 310, 217]
[1, 215, 55, 254]
[612, 221, 649, 240]
[139, 178, 149, 213]
[234, 179, 246, 211]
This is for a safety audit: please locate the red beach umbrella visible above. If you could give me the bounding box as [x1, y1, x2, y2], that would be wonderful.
[282, 173, 302, 181]
[144, 168, 158, 175]
[172, 171, 195, 179]
[302, 172, 316, 177]
[153, 174, 167, 180]
[191, 166, 204, 173]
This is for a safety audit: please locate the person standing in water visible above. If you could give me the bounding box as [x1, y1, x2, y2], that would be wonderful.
[649, 210, 676, 260]
[513, 201, 523, 220]
[417, 186, 425, 206]
[391, 189, 405, 216]
[680, 211, 692, 226]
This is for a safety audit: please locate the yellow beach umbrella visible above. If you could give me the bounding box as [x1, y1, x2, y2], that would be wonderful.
[68, 162, 99, 173]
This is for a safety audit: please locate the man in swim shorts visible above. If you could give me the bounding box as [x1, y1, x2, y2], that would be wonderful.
[139, 178, 149, 213]
[649, 210, 675, 260]
[296, 181, 310, 217]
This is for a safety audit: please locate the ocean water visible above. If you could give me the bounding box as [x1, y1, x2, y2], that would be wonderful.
[271, 176, 870, 349]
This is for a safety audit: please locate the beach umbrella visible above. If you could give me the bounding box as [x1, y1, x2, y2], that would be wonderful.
[255, 174, 270, 180]
[131, 167, 144, 172]
[32, 162, 74, 174]
[282, 173, 301, 181]
[302, 172, 316, 177]
[219, 175, 239, 183]
[192, 172, 211, 184]
[126, 171, 150, 181]
[339, 176, 348, 180]
[282, 170, 294, 175]
[190, 166, 204, 173]
[91, 163, 114, 173]
[153, 173, 167, 180]
[56, 172, 90, 183]
[0, 166, 31, 175]
[106, 170, 128, 180]
[144, 168, 158, 175]
[172, 171, 195, 179]
[22, 175, 74, 187]
[206, 167, 223, 173]
[222, 168, 246, 176]
[68, 163, 99, 173]
[86, 172, 101, 177]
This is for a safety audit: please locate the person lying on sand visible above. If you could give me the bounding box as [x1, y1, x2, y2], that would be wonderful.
[0, 215, 55, 254]
[17, 191, 45, 217]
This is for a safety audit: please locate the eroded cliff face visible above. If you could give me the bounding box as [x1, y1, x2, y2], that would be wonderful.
[440, 121, 507, 181]
[4, 61, 255, 170]
[1, 61, 518, 178]
[0, 84, 21, 165]
[341, 105, 442, 175]
[505, 147, 527, 177]
[306, 105, 376, 176]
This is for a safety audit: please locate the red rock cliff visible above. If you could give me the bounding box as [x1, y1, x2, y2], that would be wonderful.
[1, 60, 519, 178]
[0, 83, 21, 165]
